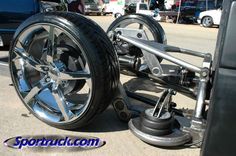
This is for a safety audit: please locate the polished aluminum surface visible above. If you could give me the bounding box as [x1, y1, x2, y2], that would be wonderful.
[117, 35, 202, 73]
[114, 28, 164, 76]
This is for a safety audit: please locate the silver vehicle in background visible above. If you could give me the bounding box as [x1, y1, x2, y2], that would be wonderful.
[84, 0, 103, 15]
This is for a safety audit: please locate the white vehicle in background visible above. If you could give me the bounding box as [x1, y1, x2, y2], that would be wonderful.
[101, 0, 113, 15]
[197, 8, 222, 28]
[164, 0, 174, 10]
[124, 2, 154, 16]
[113, 6, 125, 18]
[135, 2, 154, 16]
[113, 2, 161, 20]
[111, 0, 126, 18]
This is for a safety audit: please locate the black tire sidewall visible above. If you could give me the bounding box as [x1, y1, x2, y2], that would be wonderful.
[107, 14, 167, 44]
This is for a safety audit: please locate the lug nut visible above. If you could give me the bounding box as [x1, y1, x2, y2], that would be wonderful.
[201, 70, 208, 77]
[202, 71, 208, 77]
[45, 77, 51, 82]
[137, 33, 142, 38]
[44, 67, 49, 71]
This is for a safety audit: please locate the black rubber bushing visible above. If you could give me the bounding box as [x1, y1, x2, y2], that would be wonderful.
[114, 99, 125, 111]
[120, 111, 128, 120]
[141, 115, 174, 130]
[143, 108, 172, 122]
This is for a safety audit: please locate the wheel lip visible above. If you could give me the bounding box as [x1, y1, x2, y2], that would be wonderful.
[107, 14, 167, 44]
[9, 22, 94, 125]
[107, 14, 167, 64]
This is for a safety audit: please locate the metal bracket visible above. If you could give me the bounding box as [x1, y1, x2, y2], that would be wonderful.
[112, 82, 143, 121]
[115, 32, 213, 125]
[116, 34, 203, 73]
[152, 89, 176, 118]
[114, 28, 163, 76]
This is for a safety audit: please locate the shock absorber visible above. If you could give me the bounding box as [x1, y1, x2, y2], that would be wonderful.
[119, 55, 141, 72]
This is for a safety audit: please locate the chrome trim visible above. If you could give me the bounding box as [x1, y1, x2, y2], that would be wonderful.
[0, 36, 3, 47]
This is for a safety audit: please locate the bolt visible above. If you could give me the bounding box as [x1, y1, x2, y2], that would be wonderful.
[44, 67, 49, 71]
[202, 71, 208, 77]
[152, 67, 160, 75]
[172, 91, 177, 95]
[137, 33, 142, 38]
[201, 69, 208, 77]
[61, 82, 66, 87]
[45, 77, 51, 82]
[117, 31, 122, 35]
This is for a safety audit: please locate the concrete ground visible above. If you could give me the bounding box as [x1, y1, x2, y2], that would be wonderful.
[0, 15, 218, 156]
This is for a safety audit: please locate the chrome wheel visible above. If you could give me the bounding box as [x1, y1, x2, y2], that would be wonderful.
[10, 24, 93, 124]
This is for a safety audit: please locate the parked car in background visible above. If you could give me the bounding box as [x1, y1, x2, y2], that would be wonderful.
[101, 0, 113, 15]
[0, 0, 66, 48]
[176, 0, 216, 23]
[198, 8, 222, 27]
[124, 2, 154, 16]
[113, 7, 125, 18]
[84, 0, 103, 15]
[42, 0, 68, 11]
[112, 0, 126, 18]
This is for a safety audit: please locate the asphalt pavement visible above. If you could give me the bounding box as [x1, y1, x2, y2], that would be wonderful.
[0, 15, 218, 156]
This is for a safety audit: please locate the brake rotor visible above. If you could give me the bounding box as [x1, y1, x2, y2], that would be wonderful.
[57, 44, 86, 95]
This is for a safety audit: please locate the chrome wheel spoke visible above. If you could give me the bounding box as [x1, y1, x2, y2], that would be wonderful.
[24, 82, 51, 104]
[58, 70, 91, 81]
[14, 47, 47, 73]
[51, 89, 74, 121]
[46, 25, 56, 64]
[67, 102, 84, 111]
[42, 25, 64, 64]
[86, 78, 92, 90]
[77, 56, 85, 69]
[24, 86, 42, 104]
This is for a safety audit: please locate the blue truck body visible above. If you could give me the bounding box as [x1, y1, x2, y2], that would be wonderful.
[0, 0, 65, 48]
[0, 0, 40, 47]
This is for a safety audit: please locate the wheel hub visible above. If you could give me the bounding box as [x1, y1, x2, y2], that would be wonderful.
[42, 63, 70, 92]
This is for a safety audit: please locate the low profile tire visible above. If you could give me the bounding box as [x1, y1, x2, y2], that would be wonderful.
[9, 12, 119, 130]
[202, 16, 214, 28]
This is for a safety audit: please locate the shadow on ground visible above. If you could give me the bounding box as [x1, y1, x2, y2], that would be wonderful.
[76, 77, 163, 133]
[76, 106, 129, 133]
